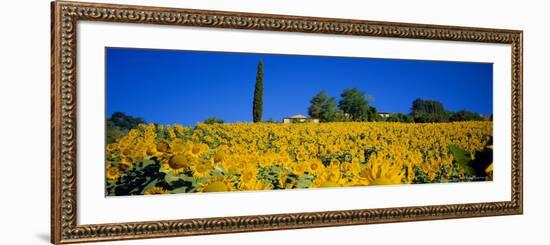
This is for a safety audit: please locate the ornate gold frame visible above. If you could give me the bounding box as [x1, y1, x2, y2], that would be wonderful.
[51, 1, 523, 243]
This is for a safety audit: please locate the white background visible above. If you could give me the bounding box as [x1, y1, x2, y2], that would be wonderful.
[78, 21, 511, 224]
[0, 0, 548, 244]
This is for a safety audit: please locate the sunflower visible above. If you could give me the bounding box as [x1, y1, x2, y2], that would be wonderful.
[307, 159, 324, 175]
[361, 156, 404, 186]
[105, 120, 493, 195]
[198, 176, 235, 193]
[292, 162, 307, 175]
[221, 157, 236, 173]
[169, 139, 186, 153]
[156, 124, 164, 132]
[239, 179, 272, 191]
[189, 142, 209, 157]
[329, 158, 340, 167]
[278, 152, 292, 167]
[156, 141, 170, 153]
[277, 172, 290, 188]
[144, 128, 156, 141]
[191, 158, 213, 178]
[310, 176, 340, 188]
[260, 153, 277, 168]
[118, 157, 133, 170]
[128, 129, 138, 138]
[161, 152, 195, 174]
[341, 158, 361, 176]
[213, 148, 227, 164]
[485, 163, 493, 174]
[173, 124, 187, 135]
[320, 181, 341, 188]
[323, 166, 342, 183]
[121, 147, 132, 157]
[106, 166, 121, 181]
[239, 168, 257, 184]
[143, 187, 169, 195]
[106, 143, 118, 151]
[485, 162, 493, 180]
[166, 125, 176, 138]
[351, 177, 371, 186]
[145, 145, 160, 157]
[295, 150, 308, 162]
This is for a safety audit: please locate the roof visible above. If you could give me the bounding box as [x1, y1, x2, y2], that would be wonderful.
[287, 114, 307, 119]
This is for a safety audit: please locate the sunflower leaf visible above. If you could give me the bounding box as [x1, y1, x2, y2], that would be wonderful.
[449, 145, 476, 176]
[296, 174, 314, 188]
[142, 158, 157, 167]
[164, 172, 181, 183]
[142, 179, 159, 194]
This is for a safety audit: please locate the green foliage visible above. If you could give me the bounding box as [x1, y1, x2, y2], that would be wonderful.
[106, 121, 127, 144]
[203, 117, 224, 124]
[368, 106, 383, 121]
[469, 138, 493, 178]
[109, 159, 165, 196]
[106, 112, 146, 144]
[159, 172, 196, 193]
[332, 110, 353, 122]
[252, 60, 264, 123]
[412, 166, 430, 184]
[410, 99, 487, 123]
[308, 91, 339, 122]
[108, 112, 146, 130]
[307, 88, 380, 122]
[449, 143, 493, 180]
[107, 155, 199, 196]
[338, 88, 378, 121]
[411, 98, 450, 123]
[257, 166, 279, 189]
[385, 113, 414, 123]
[449, 145, 477, 176]
[295, 174, 315, 188]
[449, 109, 485, 122]
[339, 88, 370, 121]
[411, 160, 464, 184]
[410, 143, 492, 184]
[362, 146, 378, 163]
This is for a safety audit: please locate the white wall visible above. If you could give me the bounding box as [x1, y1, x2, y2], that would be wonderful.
[0, 0, 547, 244]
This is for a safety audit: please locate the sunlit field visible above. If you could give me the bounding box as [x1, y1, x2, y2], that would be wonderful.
[105, 121, 493, 196]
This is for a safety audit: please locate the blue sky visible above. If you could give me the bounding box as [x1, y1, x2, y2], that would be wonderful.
[106, 47, 493, 125]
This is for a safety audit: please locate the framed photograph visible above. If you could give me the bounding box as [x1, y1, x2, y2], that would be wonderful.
[51, 1, 523, 243]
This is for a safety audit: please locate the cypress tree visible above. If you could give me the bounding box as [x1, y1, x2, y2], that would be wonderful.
[252, 60, 264, 122]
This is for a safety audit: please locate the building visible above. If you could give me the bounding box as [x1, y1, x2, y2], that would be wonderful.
[282, 114, 320, 124]
[378, 112, 393, 118]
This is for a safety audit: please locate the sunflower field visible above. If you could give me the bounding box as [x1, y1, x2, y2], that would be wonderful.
[105, 121, 493, 196]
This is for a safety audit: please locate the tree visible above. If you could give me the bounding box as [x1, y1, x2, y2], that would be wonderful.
[106, 112, 146, 144]
[333, 110, 352, 122]
[252, 60, 264, 123]
[410, 99, 449, 123]
[338, 88, 376, 121]
[367, 105, 383, 121]
[449, 110, 484, 122]
[108, 112, 146, 130]
[386, 113, 414, 123]
[106, 120, 127, 144]
[308, 91, 338, 122]
[203, 117, 224, 124]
